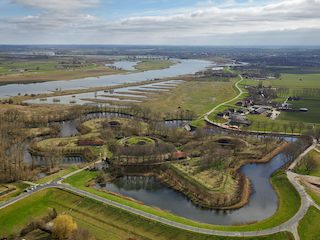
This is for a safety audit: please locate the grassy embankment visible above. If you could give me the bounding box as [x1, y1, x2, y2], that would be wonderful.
[306, 188, 320, 206]
[32, 135, 108, 160]
[298, 206, 320, 240]
[0, 58, 126, 84]
[31, 118, 118, 162]
[121, 136, 155, 145]
[31, 118, 151, 164]
[62, 169, 300, 232]
[294, 149, 320, 176]
[35, 166, 80, 184]
[0, 58, 175, 85]
[0, 182, 29, 203]
[134, 59, 176, 71]
[0, 188, 294, 240]
[167, 137, 282, 209]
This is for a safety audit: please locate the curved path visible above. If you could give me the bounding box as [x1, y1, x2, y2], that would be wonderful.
[203, 75, 301, 137]
[0, 140, 318, 239]
[0, 172, 312, 238]
[0, 73, 317, 238]
[203, 75, 244, 118]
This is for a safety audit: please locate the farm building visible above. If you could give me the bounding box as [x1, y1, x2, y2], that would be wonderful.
[229, 114, 251, 126]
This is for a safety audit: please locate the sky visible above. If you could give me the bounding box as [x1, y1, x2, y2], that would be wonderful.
[0, 0, 320, 45]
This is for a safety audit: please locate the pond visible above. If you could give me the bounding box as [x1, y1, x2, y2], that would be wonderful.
[98, 151, 291, 225]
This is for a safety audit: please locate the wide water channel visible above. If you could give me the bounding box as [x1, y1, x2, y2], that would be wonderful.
[99, 150, 292, 226]
[0, 59, 211, 98]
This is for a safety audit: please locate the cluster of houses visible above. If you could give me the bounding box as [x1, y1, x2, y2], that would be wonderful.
[216, 104, 275, 127]
[216, 94, 309, 128]
[278, 96, 309, 112]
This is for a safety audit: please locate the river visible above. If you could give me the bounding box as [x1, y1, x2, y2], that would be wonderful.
[11, 58, 294, 226]
[0, 59, 211, 98]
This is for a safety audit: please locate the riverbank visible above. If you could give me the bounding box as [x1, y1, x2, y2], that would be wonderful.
[0, 66, 126, 85]
[235, 141, 290, 172]
[8, 78, 170, 103]
[0, 59, 211, 100]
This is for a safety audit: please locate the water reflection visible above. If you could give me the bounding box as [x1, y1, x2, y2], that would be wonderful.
[1, 59, 210, 98]
[99, 152, 292, 225]
[24, 80, 184, 105]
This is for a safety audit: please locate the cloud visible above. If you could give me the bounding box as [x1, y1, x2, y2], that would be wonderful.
[4, 0, 100, 32]
[1, 0, 320, 45]
[11, 0, 100, 12]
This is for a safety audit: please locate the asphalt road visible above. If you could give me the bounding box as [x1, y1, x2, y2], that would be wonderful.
[0, 118, 318, 239]
[0, 171, 312, 239]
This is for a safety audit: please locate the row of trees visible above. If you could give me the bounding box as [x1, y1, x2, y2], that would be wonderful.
[85, 104, 196, 121]
[0, 106, 91, 183]
[277, 87, 320, 98]
[0, 109, 30, 182]
[284, 136, 313, 163]
[248, 120, 309, 135]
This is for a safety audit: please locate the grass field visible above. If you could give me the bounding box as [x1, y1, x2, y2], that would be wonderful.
[140, 79, 237, 117]
[277, 99, 320, 124]
[242, 73, 320, 91]
[245, 115, 303, 134]
[298, 206, 320, 240]
[63, 170, 300, 232]
[0, 59, 124, 84]
[134, 60, 175, 71]
[266, 66, 320, 75]
[0, 188, 294, 240]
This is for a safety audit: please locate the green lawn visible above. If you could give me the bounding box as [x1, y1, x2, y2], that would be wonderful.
[298, 206, 320, 240]
[0, 188, 293, 240]
[64, 170, 300, 232]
